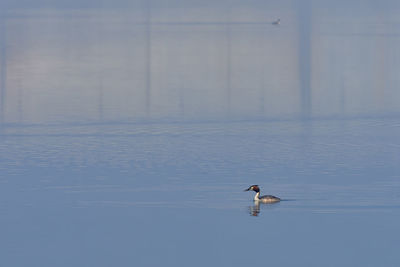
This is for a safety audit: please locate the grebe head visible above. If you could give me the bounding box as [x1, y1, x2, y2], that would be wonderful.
[244, 185, 260, 192]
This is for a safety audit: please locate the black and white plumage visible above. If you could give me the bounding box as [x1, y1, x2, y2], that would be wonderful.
[244, 185, 280, 203]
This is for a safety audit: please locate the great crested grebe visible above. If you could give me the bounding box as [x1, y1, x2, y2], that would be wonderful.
[244, 185, 280, 203]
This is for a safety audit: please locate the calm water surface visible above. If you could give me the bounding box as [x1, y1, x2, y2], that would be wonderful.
[1, 118, 400, 267]
[1, 1, 400, 266]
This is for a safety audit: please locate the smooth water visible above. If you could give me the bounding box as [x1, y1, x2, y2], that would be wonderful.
[1, 118, 400, 266]
[1, 1, 400, 266]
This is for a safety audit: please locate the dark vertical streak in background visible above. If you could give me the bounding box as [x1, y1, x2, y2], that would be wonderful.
[97, 13, 104, 122]
[297, 0, 312, 118]
[259, 26, 267, 116]
[98, 75, 104, 121]
[225, 10, 232, 117]
[179, 84, 185, 118]
[0, 14, 6, 125]
[145, 0, 152, 117]
[226, 24, 232, 117]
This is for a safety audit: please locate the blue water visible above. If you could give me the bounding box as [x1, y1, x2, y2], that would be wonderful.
[1, 118, 400, 266]
[2, 1, 400, 266]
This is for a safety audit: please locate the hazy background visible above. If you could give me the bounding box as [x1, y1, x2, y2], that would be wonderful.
[1, 0, 400, 124]
[1, 1, 400, 267]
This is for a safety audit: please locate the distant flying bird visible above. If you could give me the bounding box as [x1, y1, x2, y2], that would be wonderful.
[272, 18, 280, 25]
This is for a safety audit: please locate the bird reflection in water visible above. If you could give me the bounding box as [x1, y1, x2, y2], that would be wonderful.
[249, 202, 261, 216]
[248, 201, 280, 216]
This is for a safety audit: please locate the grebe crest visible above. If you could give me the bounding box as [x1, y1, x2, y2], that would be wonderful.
[244, 185, 280, 203]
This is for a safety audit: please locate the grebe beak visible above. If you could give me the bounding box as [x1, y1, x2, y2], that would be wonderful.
[244, 187, 251, 191]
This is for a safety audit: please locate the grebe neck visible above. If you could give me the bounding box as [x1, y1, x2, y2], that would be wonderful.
[254, 191, 260, 201]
